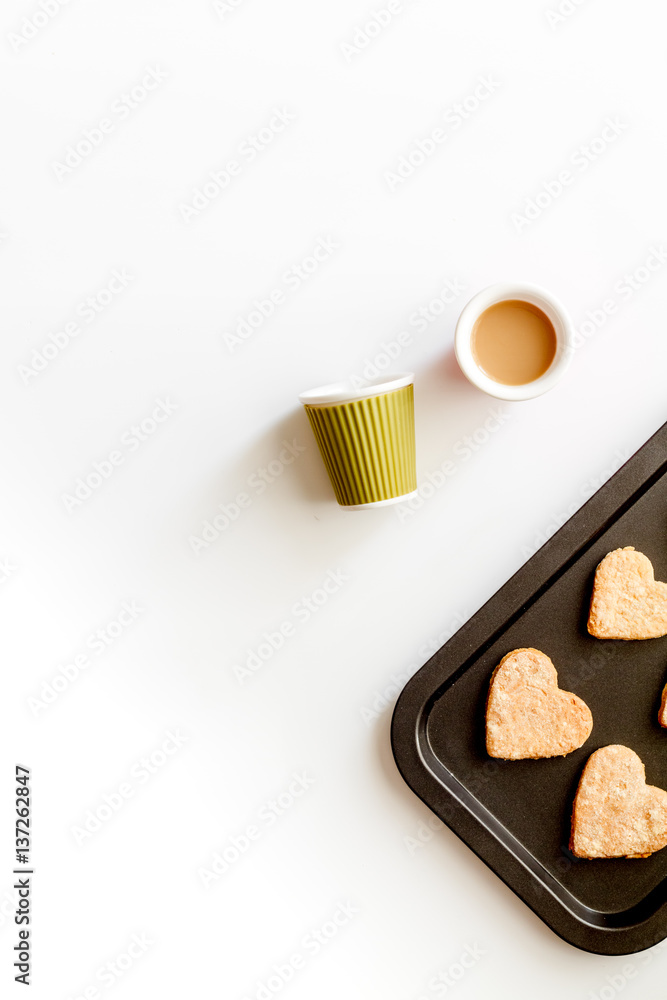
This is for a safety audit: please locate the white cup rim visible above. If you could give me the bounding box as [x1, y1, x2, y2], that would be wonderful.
[454, 282, 574, 401]
[299, 372, 414, 407]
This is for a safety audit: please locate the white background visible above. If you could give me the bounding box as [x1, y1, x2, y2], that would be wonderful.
[2, 0, 667, 998]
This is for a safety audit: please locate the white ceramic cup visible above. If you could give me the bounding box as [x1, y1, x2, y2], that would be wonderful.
[454, 282, 574, 401]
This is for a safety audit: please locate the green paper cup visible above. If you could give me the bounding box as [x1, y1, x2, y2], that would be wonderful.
[299, 374, 417, 509]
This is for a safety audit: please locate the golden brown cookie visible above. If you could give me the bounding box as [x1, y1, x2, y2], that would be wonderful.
[570, 745, 667, 859]
[658, 684, 667, 728]
[587, 546, 667, 640]
[485, 647, 593, 760]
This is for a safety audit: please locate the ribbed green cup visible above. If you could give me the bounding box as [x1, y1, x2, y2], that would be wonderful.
[303, 383, 416, 507]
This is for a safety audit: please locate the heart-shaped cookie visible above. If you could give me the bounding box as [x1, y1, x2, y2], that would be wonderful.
[588, 546, 667, 640]
[659, 684, 667, 728]
[485, 647, 593, 759]
[571, 745, 667, 858]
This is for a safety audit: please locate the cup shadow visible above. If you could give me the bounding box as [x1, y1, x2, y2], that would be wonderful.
[413, 345, 516, 480]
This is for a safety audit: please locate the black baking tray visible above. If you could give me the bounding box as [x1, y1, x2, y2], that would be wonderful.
[391, 419, 667, 955]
